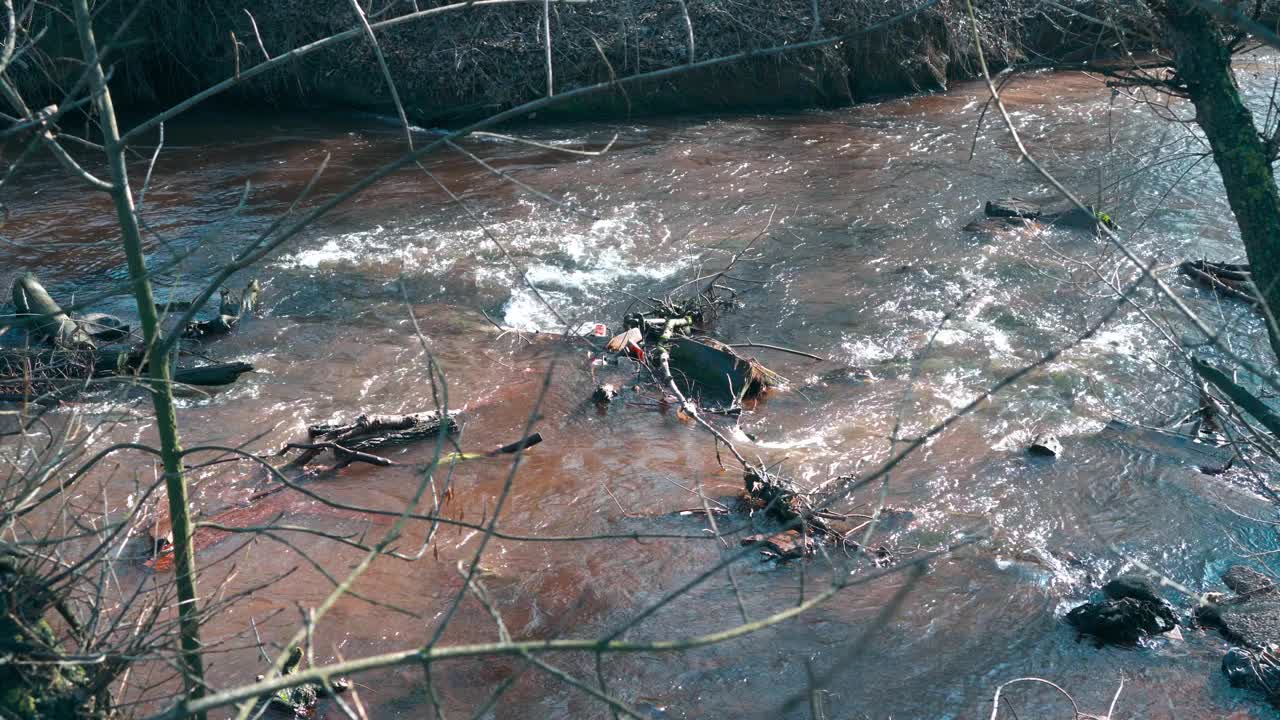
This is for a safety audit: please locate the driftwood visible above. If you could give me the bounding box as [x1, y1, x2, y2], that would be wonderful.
[1179, 260, 1261, 307]
[172, 362, 254, 387]
[74, 312, 130, 341]
[10, 273, 95, 349]
[287, 411, 459, 467]
[982, 198, 1103, 232]
[1191, 357, 1280, 439]
[178, 279, 261, 339]
[985, 197, 1042, 219]
[146, 429, 543, 568]
[743, 468, 834, 536]
[0, 347, 253, 396]
[2, 273, 259, 399]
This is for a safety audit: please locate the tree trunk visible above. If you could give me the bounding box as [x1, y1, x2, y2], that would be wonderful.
[1165, 1, 1280, 364]
[72, 1, 207, 713]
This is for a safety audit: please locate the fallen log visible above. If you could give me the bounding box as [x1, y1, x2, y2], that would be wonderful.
[289, 410, 459, 467]
[982, 198, 1105, 232]
[172, 362, 254, 387]
[74, 312, 130, 341]
[1179, 260, 1261, 307]
[11, 273, 94, 349]
[985, 197, 1042, 219]
[146, 429, 542, 568]
[281, 441, 398, 467]
[1191, 357, 1280, 439]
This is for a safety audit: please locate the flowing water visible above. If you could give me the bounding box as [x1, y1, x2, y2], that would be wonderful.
[11, 63, 1280, 718]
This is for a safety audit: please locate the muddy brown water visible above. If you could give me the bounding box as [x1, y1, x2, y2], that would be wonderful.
[10, 64, 1280, 718]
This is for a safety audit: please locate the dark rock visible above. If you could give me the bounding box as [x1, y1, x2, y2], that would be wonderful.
[1198, 598, 1280, 650]
[184, 314, 239, 339]
[1103, 574, 1163, 604]
[1223, 566, 1276, 596]
[1198, 565, 1280, 650]
[1066, 597, 1176, 644]
[1028, 433, 1062, 457]
[985, 198, 1042, 219]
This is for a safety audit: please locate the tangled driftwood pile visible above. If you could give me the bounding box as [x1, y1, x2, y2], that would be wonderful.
[1179, 259, 1261, 307]
[1, 273, 258, 401]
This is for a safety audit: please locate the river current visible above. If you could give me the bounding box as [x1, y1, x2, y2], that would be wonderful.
[9, 62, 1280, 718]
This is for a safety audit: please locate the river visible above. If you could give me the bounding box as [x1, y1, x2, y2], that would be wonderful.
[9, 63, 1280, 718]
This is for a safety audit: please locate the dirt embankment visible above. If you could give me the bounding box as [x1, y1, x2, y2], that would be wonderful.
[13, 0, 1105, 125]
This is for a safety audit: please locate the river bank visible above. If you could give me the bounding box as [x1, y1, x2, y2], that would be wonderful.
[12, 0, 1109, 126]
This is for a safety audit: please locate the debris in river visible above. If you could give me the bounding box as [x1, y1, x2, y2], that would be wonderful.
[1066, 597, 1175, 644]
[1223, 647, 1280, 707]
[1066, 574, 1177, 645]
[2, 272, 260, 400]
[1027, 432, 1062, 457]
[1098, 419, 1234, 474]
[741, 530, 816, 560]
[172, 361, 255, 387]
[252, 646, 351, 717]
[978, 198, 1108, 232]
[10, 273, 96, 349]
[1179, 260, 1260, 307]
[1197, 565, 1280, 650]
[281, 410, 460, 468]
[74, 312, 130, 341]
[1103, 574, 1171, 606]
[592, 384, 618, 404]
[180, 279, 261, 339]
[984, 198, 1042, 219]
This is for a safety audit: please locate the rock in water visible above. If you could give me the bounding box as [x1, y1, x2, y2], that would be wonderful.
[172, 362, 254, 387]
[1198, 565, 1280, 649]
[1223, 566, 1276, 596]
[1066, 597, 1176, 644]
[1028, 433, 1062, 457]
[1103, 574, 1164, 604]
